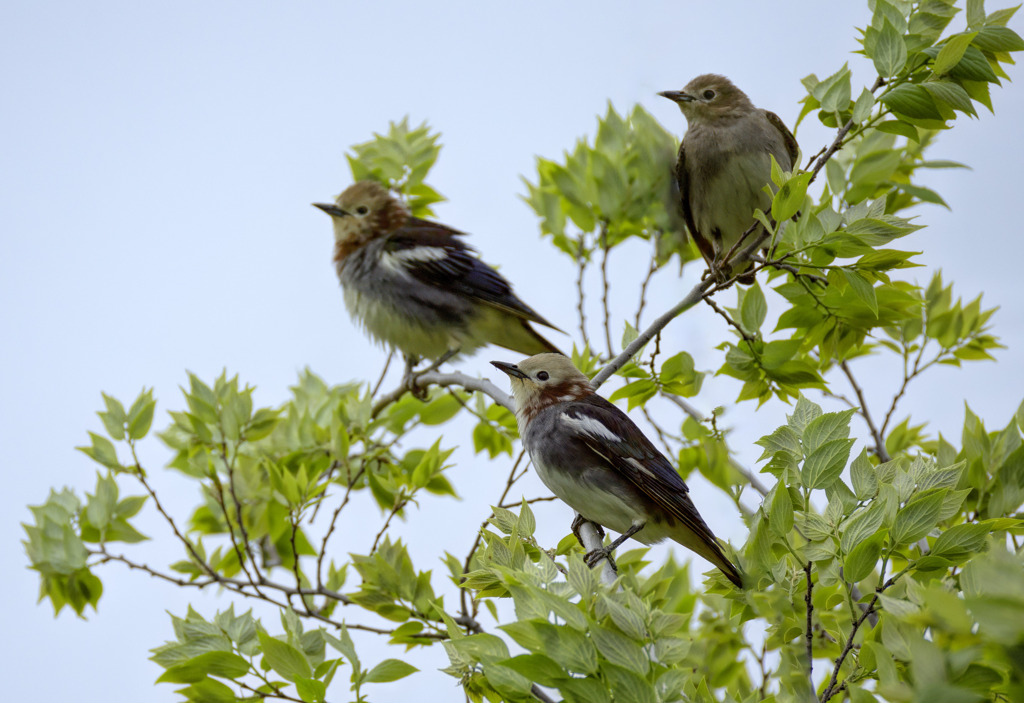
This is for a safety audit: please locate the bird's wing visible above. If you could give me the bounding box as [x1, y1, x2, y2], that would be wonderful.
[764, 110, 800, 169]
[674, 143, 716, 266]
[557, 395, 721, 547]
[384, 220, 559, 329]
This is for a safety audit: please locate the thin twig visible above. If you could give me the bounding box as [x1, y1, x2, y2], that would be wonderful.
[370, 350, 395, 398]
[705, 296, 755, 343]
[599, 221, 614, 358]
[370, 497, 410, 555]
[634, 246, 660, 329]
[840, 360, 891, 462]
[805, 561, 814, 679]
[575, 236, 592, 353]
[316, 464, 365, 590]
[819, 569, 905, 703]
[592, 277, 716, 388]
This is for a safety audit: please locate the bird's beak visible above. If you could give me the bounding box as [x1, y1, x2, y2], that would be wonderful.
[658, 90, 694, 103]
[313, 202, 349, 217]
[490, 360, 527, 380]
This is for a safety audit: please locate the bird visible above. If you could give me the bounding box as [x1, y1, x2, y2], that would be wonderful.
[659, 74, 799, 285]
[491, 353, 743, 588]
[313, 181, 562, 363]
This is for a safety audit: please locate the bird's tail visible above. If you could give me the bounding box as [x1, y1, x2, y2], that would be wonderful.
[671, 523, 745, 588]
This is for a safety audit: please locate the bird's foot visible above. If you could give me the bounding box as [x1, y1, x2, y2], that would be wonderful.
[401, 355, 429, 399]
[584, 545, 617, 570]
[401, 349, 460, 400]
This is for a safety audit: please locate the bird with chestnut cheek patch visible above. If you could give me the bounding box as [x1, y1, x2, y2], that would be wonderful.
[492, 353, 743, 588]
[313, 181, 562, 368]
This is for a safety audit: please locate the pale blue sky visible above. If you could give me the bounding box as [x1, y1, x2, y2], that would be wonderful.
[4, 2, 1023, 701]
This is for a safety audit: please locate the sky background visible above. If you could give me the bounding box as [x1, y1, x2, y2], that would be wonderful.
[3, 2, 1023, 701]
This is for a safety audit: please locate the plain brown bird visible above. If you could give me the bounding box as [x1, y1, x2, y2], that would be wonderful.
[660, 74, 798, 284]
[314, 181, 562, 361]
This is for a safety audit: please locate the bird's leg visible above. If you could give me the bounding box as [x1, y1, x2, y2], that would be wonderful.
[401, 354, 429, 399]
[583, 521, 645, 569]
[571, 513, 604, 546]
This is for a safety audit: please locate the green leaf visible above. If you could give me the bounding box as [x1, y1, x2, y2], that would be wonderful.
[157, 651, 251, 683]
[772, 171, 812, 222]
[972, 26, 1024, 52]
[295, 677, 326, 703]
[841, 502, 887, 554]
[590, 625, 649, 674]
[77, 432, 121, 470]
[802, 439, 855, 490]
[880, 84, 944, 120]
[258, 631, 312, 683]
[174, 678, 237, 703]
[844, 532, 885, 582]
[851, 449, 879, 499]
[890, 489, 947, 545]
[876, 120, 920, 142]
[933, 32, 979, 75]
[872, 20, 908, 75]
[842, 270, 878, 317]
[127, 389, 156, 440]
[740, 283, 767, 333]
[364, 658, 418, 683]
[603, 663, 657, 703]
[803, 410, 856, 454]
[769, 483, 794, 535]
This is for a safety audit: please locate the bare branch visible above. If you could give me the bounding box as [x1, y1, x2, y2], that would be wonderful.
[599, 221, 614, 358]
[372, 370, 513, 418]
[840, 360, 891, 462]
[576, 236, 592, 353]
[805, 561, 814, 679]
[592, 277, 716, 388]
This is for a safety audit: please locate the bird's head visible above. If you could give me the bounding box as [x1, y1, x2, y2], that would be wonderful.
[658, 74, 754, 124]
[313, 181, 410, 245]
[491, 353, 592, 423]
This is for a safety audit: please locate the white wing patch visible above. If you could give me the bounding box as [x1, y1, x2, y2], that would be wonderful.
[560, 412, 622, 444]
[379, 246, 448, 276]
[625, 456, 655, 477]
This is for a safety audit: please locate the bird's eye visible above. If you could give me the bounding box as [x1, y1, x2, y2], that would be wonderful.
[536, 371, 549, 381]
[702, 89, 716, 100]
[355, 206, 370, 216]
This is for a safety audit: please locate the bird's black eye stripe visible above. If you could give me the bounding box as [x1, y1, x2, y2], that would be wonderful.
[536, 371, 549, 381]
[703, 89, 716, 100]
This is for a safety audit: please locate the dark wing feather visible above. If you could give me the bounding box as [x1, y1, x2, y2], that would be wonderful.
[562, 395, 723, 551]
[764, 110, 799, 169]
[385, 219, 560, 329]
[673, 143, 716, 266]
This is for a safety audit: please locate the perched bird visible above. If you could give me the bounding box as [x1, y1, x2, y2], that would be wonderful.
[492, 353, 743, 587]
[314, 181, 561, 362]
[660, 74, 798, 284]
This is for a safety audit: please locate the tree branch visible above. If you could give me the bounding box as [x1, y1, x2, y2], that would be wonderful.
[372, 370, 513, 418]
[840, 360, 891, 462]
[574, 516, 617, 585]
[805, 561, 814, 680]
[592, 277, 716, 388]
